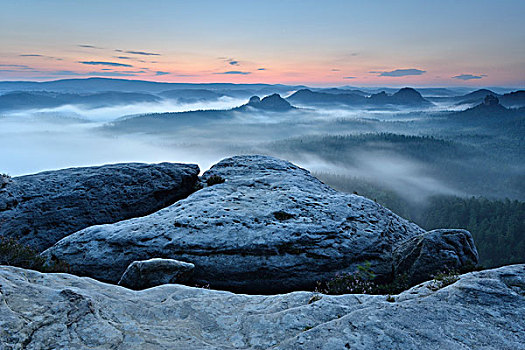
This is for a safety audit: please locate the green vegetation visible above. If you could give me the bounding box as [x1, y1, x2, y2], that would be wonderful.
[0, 237, 69, 273]
[429, 271, 460, 291]
[316, 262, 409, 295]
[193, 181, 204, 192]
[206, 175, 225, 186]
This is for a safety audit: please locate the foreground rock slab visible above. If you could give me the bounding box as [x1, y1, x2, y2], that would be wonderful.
[44, 155, 477, 293]
[0, 265, 523, 349]
[0, 162, 199, 251]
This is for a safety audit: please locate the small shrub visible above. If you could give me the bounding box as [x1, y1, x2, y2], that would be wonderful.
[206, 175, 225, 186]
[0, 236, 69, 273]
[375, 273, 410, 295]
[430, 271, 459, 291]
[193, 181, 204, 192]
[316, 262, 410, 295]
[316, 262, 377, 294]
[273, 211, 295, 221]
[386, 295, 395, 302]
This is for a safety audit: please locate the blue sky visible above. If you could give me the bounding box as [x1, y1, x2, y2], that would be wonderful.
[1, 0, 524, 86]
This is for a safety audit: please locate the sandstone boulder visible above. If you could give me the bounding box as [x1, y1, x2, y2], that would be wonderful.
[42, 155, 473, 293]
[393, 229, 479, 285]
[118, 258, 195, 290]
[0, 162, 199, 251]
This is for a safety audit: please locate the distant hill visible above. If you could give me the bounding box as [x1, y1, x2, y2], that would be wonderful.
[461, 89, 497, 100]
[415, 88, 466, 97]
[287, 89, 367, 106]
[311, 87, 368, 96]
[0, 77, 306, 95]
[287, 87, 432, 107]
[499, 90, 525, 108]
[426, 89, 525, 108]
[454, 95, 509, 118]
[106, 93, 295, 133]
[0, 91, 160, 111]
[391, 87, 431, 105]
[159, 89, 226, 103]
[455, 89, 498, 105]
[446, 95, 525, 134]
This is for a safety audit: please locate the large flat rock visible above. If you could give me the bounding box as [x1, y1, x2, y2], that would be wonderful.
[43, 155, 477, 293]
[0, 162, 199, 251]
[0, 264, 523, 349]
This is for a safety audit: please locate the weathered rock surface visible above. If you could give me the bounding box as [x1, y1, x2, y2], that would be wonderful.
[118, 258, 194, 290]
[44, 155, 476, 293]
[393, 229, 479, 285]
[0, 264, 523, 349]
[0, 162, 199, 251]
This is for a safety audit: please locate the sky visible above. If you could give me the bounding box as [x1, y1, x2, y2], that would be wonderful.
[1, 0, 524, 87]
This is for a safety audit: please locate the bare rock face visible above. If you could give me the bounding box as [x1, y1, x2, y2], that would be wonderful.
[118, 258, 195, 290]
[0, 162, 199, 251]
[0, 264, 523, 349]
[42, 155, 478, 294]
[393, 229, 479, 285]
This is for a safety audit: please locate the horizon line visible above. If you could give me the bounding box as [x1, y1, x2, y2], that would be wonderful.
[0, 77, 523, 90]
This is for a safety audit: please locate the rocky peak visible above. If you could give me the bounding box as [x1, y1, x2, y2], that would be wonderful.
[483, 94, 500, 106]
[245, 93, 293, 111]
[247, 96, 261, 105]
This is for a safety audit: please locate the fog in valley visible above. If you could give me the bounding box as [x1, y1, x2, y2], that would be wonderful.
[1, 83, 523, 208]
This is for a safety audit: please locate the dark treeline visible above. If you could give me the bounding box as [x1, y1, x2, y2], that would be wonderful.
[420, 196, 524, 268]
[316, 173, 525, 268]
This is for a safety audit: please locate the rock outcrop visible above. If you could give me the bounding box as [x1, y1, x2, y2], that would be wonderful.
[287, 87, 432, 107]
[0, 162, 199, 251]
[0, 264, 523, 349]
[118, 258, 195, 290]
[44, 155, 477, 293]
[241, 93, 294, 111]
[393, 229, 479, 285]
